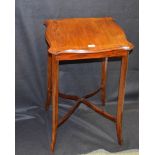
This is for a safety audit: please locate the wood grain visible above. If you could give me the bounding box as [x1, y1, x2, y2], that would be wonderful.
[51, 55, 59, 152]
[55, 49, 128, 61]
[101, 57, 108, 106]
[116, 55, 128, 145]
[44, 17, 134, 152]
[44, 17, 134, 55]
[45, 53, 52, 111]
[58, 88, 101, 127]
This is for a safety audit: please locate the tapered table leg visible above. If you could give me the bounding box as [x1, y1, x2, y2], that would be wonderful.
[101, 57, 108, 106]
[51, 55, 59, 152]
[45, 53, 52, 111]
[116, 55, 128, 145]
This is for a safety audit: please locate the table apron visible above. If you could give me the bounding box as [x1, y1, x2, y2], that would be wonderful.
[54, 50, 129, 61]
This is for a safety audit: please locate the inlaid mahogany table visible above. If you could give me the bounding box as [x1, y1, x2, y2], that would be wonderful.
[44, 17, 134, 152]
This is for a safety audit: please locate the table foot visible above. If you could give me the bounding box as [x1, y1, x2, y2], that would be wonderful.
[116, 55, 128, 146]
[51, 56, 59, 152]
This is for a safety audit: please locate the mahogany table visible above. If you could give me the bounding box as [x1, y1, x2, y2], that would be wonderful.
[44, 17, 134, 152]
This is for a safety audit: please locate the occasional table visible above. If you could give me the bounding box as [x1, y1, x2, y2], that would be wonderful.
[44, 17, 134, 152]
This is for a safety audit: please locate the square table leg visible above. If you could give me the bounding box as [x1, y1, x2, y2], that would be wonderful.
[45, 53, 52, 111]
[116, 55, 128, 145]
[101, 57, 108, 106]
[45, 52, 129, 151]
[51, 55, 59, 152]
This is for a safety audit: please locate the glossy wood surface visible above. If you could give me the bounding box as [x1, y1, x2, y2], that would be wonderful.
[45, 53, 52, 111]
[44, 17, 134, 152]
[56, 49, 128, 61]
[101, 58, 108, 106]
[44, 17, 134, 55]
[51, 55, 59, 151]
[116, 55, 128, 145]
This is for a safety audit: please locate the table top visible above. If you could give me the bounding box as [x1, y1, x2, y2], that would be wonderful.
[44, 17, 134, 55]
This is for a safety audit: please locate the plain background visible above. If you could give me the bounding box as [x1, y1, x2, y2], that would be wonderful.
[15, 0, 139, 155]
